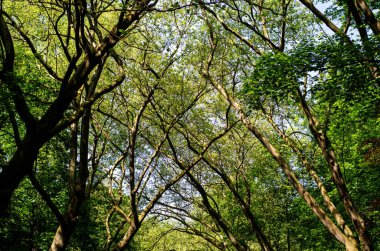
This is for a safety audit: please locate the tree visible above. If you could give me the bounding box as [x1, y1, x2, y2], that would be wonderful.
[198, 0, 379, 249]
[1, 0, 379, 250]
[0, 0, 155, 215]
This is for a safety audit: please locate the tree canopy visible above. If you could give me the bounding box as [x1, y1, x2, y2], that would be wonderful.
[0, 0, 379, 250]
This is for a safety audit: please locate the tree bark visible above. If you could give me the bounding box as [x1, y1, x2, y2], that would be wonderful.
[201, 61, 359, 250]
[0, 0, 152, 215]
[186, 171, 248, 251]
[297, 89, 372, 251]
[188, 150, 273, 251]
[50, 95, 92, 250]
[0, 133, 42, 216]
[264, 109, 357, 244]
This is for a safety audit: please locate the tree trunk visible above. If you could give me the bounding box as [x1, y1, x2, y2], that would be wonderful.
[50, 103, 92, 250]
[200, 156, 273, 251]
[113, 223, 140, 251]
[297, 89, 372, 251]
[187, 172, 248, 251]
[203, 70, 359, 250]
[0, 133, 41, 216]
[50, 224, 74, 251]
[264, 110, 357, 242]
[0, 0, 151, 214]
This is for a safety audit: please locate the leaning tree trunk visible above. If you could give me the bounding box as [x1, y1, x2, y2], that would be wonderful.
[201, 61, 360, 250]
[297, 89, 372, 251]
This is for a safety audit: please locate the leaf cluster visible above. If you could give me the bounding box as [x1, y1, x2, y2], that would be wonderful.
[241, 38, 379, 113]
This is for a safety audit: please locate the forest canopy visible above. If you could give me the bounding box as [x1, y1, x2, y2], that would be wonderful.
[0, 0, 379, 250]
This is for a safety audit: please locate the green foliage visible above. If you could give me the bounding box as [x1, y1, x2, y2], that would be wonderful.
[0, 133, 70, 250]
[1, 0, 380, 250]
[242, 38, 379, 110]
[242, 52, 301, 108]
[132, 218, 218, 251]
[240, 32, 380, 250]
[0, 178, 57, 250]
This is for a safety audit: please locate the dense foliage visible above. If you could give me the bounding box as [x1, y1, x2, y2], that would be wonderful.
[0, 0, 379, 250]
